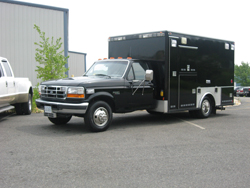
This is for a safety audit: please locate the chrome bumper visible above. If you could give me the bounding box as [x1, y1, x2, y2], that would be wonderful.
[36, 99, 89, 114]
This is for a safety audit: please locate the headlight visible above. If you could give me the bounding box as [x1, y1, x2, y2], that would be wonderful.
[67, 87, 85, 98]
[39, 85, 45, 95]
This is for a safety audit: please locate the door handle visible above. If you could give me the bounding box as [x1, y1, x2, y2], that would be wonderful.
[6, 81, 8, 87]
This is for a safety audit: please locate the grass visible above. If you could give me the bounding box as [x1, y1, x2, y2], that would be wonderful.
[32, 85, 43, 113]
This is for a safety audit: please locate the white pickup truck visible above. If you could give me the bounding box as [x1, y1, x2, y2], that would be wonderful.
[0, 57, 33, 114]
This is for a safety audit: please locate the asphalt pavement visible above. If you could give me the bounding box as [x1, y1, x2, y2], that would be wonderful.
[0, 97, 250, 188]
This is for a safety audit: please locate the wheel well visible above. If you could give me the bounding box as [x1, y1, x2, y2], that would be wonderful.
[205, 94, 215, 107]
[89, 96, 115, 112]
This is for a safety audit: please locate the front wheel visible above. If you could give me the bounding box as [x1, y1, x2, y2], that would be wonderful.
[84, 101, 113, 132]
[48, 115, 72, 125]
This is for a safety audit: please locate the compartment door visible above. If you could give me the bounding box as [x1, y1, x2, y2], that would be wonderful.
[169, 37, 198, 110]
[179, 73, 197, 109]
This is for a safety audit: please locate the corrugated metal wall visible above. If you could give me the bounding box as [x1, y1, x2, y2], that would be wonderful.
[0, 1, 67, 86]
[68, 51, 87, 77]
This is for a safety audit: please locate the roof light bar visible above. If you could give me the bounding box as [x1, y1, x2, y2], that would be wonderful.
[109, 31, 165, 42]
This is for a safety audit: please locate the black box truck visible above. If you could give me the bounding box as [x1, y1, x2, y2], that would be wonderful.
[36, 30, 234, 132]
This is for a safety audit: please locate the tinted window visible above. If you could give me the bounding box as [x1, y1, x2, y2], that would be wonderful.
[2, 61, 12, 77]
[0, 64, 4, 77]
[127, 67, 135, 80]
[133, 62, 148, 80]
[85, 61, 128, 78]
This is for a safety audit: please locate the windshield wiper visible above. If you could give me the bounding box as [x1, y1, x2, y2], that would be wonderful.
[95, 74, 111, 78]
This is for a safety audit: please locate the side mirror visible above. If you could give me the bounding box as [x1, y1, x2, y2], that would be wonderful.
[145, 70, 153, 81]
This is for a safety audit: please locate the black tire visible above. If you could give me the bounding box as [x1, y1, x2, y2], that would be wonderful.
[15, 93, 32, 115]
[197, 97, 212, 118]
[84, 101, 113, 132]
[15, 103, 23, 115]
[48, 115, 72, 125]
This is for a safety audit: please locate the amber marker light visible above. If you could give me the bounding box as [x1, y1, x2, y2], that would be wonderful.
[67, 94, 85, 98]
[160, 90, 164, 97]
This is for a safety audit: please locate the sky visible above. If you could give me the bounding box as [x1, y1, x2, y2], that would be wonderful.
[18, 0, 250, 69]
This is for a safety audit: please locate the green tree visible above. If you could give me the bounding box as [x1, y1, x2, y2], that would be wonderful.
[34, 24, 69, 82]
[32, 24, 69, 112]
[235, 62, 250, 86]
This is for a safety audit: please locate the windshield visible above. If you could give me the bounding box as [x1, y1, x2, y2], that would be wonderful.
[85, 61, 128, 78]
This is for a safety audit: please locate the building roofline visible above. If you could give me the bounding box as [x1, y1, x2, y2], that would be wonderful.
[0, 0, 69, 12]
[69, 51, 87, 56]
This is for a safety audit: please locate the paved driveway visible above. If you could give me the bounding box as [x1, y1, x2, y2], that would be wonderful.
[0, 97, 250, 188]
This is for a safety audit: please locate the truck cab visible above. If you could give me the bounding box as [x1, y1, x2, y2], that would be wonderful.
[36, 58, 155, 131]
[84, 58, 155, 111]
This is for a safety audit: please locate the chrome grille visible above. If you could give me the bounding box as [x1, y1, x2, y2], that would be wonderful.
[41, 86, 67, 99]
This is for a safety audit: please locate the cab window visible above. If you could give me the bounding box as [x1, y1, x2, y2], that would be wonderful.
[0, 64, 4, 77]
[127, 62, 149, 80]
[2, 61, 12, 77]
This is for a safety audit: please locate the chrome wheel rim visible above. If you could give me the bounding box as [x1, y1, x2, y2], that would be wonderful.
[93, 107, 108, 127]
[202, 99, 210, 115]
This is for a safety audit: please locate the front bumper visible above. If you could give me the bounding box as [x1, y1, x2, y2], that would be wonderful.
[36, 99, 89, 114]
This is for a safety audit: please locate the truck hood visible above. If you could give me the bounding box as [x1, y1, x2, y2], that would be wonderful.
[40, 76, 124, 88]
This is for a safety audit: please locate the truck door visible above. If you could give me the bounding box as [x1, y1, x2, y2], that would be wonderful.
[125, 62, 154, 110]
[169, 38, 198, 110]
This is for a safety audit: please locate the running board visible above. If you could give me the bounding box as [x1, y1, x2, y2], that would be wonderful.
[0, 105, 15, 113]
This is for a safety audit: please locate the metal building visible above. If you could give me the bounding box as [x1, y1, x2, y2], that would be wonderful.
[0, 0, 86, 85]
[68, 51, 87, 77]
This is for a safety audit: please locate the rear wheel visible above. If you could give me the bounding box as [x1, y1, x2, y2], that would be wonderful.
[23, 93, 32, 115]
[15, 103, 23, 115]
[15, 93, 32, 115]
[84, 101, 112, 132]
[197, 97, 212, 118]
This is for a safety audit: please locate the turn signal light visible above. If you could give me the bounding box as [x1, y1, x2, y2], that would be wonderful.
[67, 94, 85, 98]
